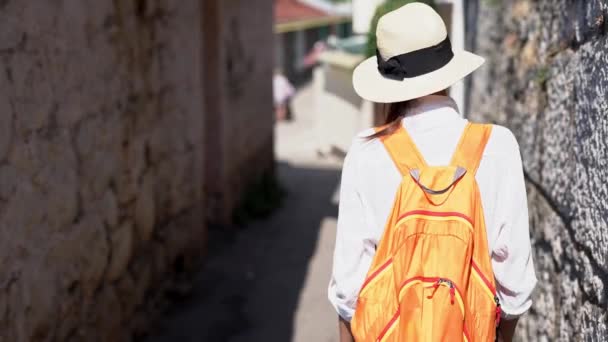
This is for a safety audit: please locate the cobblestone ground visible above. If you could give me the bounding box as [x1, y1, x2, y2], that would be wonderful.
[146, 85, 341, 342]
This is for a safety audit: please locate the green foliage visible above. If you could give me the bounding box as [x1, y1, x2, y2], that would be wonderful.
[482, 0, 501, 7]
[366, 0, 436, 58]
[534, 66, 550, 86]
[232, 170, 286, 225]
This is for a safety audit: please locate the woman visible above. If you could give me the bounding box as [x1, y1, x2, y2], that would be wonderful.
[273, 69, 295, 121]
[328, 3, 536, 342]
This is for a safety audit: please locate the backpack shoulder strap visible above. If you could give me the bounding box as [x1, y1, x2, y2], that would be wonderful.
[378, 125, 427, 175]
[450, 123, 493, 174]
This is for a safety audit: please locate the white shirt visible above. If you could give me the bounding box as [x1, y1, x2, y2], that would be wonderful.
[328, 95, 537, 321]
[273, 73, 295, 106]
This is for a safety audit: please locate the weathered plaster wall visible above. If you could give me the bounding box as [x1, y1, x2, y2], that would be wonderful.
[204, 0, 275, 224]
[0, 1, 205, 340]
[468, 0, 608, 340]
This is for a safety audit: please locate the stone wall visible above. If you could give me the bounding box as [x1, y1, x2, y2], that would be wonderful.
[467, 0, 608, 340]
[0, 1, 206, 340]
[203, 0, 275, 225]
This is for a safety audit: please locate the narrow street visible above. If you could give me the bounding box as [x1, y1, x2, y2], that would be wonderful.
[147, 85, 342, 342]
[4, 1, 606, 340]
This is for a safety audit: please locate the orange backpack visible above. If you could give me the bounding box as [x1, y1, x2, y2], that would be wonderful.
[351, 123, 500, 342]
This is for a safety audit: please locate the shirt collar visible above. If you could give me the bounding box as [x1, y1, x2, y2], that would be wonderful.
[401, 95, 462, 132]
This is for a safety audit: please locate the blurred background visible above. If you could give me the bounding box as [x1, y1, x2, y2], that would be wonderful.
[0, 0, 606, 341]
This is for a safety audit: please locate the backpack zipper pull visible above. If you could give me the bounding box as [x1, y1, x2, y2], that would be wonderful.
[426, 279, 441, 299]
[494, 295, 501, 326]
[449, 286, 455, 305]
[443, 279, 455, 305]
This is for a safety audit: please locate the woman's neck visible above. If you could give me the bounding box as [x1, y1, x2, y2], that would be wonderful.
[405, 95, 459, 117]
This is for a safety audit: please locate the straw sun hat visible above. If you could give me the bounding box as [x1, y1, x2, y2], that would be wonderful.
[353, 2, 485, 103]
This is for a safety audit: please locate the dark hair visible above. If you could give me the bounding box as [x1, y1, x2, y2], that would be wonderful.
[366, 100, 412, 140]
[366, 89, 448, 140]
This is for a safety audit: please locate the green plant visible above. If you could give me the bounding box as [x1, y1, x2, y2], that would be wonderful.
[482, 0, 501, 7]
[366, 0, 436, 58]
[232, 170, 286, 225]
[534, 66, 550, 86]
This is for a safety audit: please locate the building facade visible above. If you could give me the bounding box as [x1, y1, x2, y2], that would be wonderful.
[275, 0, 352, 86]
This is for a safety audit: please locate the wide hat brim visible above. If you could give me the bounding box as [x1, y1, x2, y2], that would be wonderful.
[353, 50, 485, 103]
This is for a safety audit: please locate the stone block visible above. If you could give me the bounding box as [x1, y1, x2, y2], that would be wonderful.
[0, 86, 13, 162]
[31, 131, 79, 232]
[8, 136, 43, 178]
[578, 303, 607, 340]
[106, 221, 134, 282]
[125, 136, 148, 188]
[0, 164, 19, 200]
[150, 241, 168, 283]
[94, 285, 123, 341]
[54, 286, 83, 342]
[66, 215, 109, 298]
[130, 256, 153, 309]
[135, 171, 155, 242]
[102, 189, 119, 229]
[79, 148, 121, 203]
[0, 287, 7, 328]
[2, 181, 47, 245]
[7, 278, 25, 342]
[570, 40, 608, 271]
[539, 52, 576, 216]
[114, 272, 138, 321]
[21, 267, 57, 341]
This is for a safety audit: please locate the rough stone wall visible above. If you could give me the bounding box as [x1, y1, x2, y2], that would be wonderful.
[222, 0, 275, 216]
[0, 1, 205, 341]
[468, 0, 608, 340]
[204, 0, 275, 224]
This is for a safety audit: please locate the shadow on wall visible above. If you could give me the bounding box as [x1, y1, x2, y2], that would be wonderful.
[146, 161, 340, 342]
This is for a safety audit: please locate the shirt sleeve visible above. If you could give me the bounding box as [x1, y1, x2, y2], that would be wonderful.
[491, 133, 538, 319]
[328, 139, 375, 321]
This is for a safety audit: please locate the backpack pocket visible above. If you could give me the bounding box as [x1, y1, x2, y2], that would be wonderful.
[351, 258, 399, 341]
[395, 276, 466, 341]
[351, 297, 383, 341]
[471, 312, 497, 342]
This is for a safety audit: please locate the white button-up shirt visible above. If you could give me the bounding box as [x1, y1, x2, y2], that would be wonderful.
[328, 95, 537, 321]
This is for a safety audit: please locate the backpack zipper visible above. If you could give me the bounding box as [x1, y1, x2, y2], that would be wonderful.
[399, 276, 464, 317]
[423, 277, 502, 327]
[472, 260, 502, 327]
[425, 278, 457, 304]
[380, 276, 470, 342]
[494, 295, 502, 326]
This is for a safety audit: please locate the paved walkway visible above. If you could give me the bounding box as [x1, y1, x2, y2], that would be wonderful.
[147, 85, 342, 342]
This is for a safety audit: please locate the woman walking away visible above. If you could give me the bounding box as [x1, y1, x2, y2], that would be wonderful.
[328, 3, 537, 342]
[273, 69, 295, 122]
